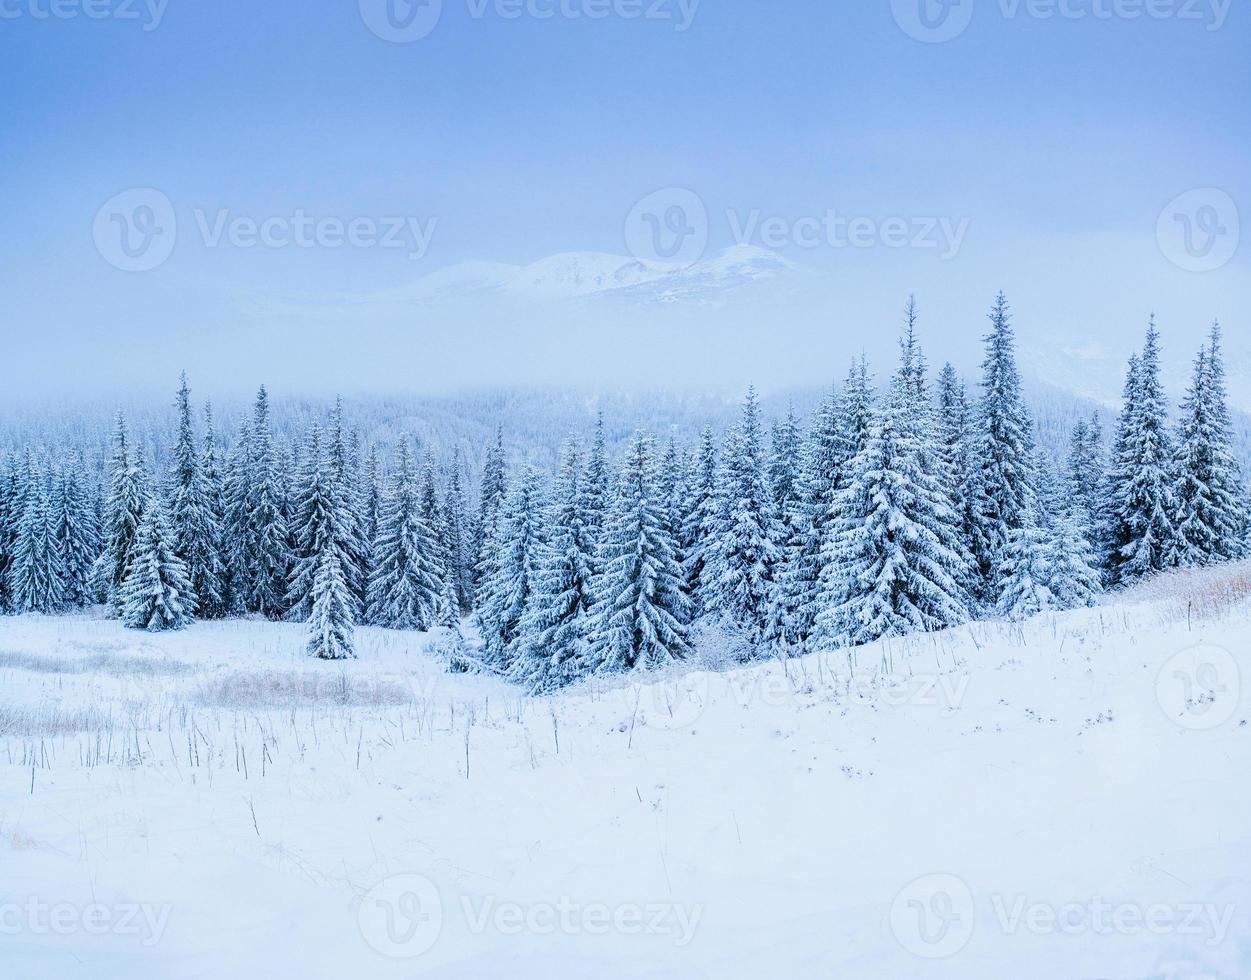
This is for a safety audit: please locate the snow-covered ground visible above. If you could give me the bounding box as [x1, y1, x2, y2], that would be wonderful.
[1, 570, 1248, 979]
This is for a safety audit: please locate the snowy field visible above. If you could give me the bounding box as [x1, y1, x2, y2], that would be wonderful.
[1, 567, 1248, 979]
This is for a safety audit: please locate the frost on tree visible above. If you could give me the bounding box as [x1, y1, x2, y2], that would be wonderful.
[1170, 322, 1247, 567]
[168, 373, 224, 618]
[513, 440, 597, 693]
[366, 442, 442, 630]
[99, 413, 147, 616]
[586, 432, 690, 674]
[475, 465, 546, 671]
[814, 324, 970, 649]
[121, 494, 194, 631]
[1104, 318, 1180, 585]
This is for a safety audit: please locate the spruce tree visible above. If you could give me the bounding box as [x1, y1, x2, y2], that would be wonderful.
[198, 402, 229, 618]
[814, 332, 970, 648]
[680, 425, 720, 617]
[53, 456, 98, 607]
[513, 440, 596, 692]
[586, 432, 690, 673]
[706, 387, 781, 650]
[475, 464, 546, 669]
[366, 442, 442, 630]
[168, 373, 223, 617]
[1104, 318, 1180, 584]
[474, 426, 508, 605]
[1171, 322, 1247, 566]
[970, 293, 1038, 601]
[99, 413, 146, 615]
[243, 387, 290, 617]
[443, 449, 474, 614]
[120, 494, 193, 631]
[0, 456, 19, 612]
[9, 457, 65, 614]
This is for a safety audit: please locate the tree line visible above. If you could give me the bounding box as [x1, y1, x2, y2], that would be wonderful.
[0, 293, 1243, 690]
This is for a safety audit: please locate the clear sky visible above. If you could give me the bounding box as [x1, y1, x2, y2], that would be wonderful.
[1, 0, 1247, 403]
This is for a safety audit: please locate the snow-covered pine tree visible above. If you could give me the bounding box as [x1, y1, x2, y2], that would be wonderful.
[306, 546, 356, 660]
[365, 441, 442, 630]
[1041, 462, 1102, 610]
[120, 493, 193, 631]
[198, 402, 228, 618]
[220, 416, 254, 614]
[513, 439, 596, 692]
[969, 292, 1038, 603]
[813, 333, 971, 648]
[243, 387, 290, 617]
[8, 455, 65, 614]
[1104, 317, 1180, 585]
[1066, 415, 1106, 546]
[362, 444, 382, 586]
[936, 362, 979, 567]
[586, 432, 690, 673]
[657, 435, 688, 555]
[706, 387, 781, 651]
[326, 400, 368, 606]
[53, 454, 98, 607]
[168, 373, 223, 618]
[99, 413, 147, 616]
[995, 518, 1057, 622]
[582, 412, 611, 558]
[418, 449, 455, 622]
[679, 425, 720, 616]
[475, 464, 546, 670]
[443, 448, 474, 614]
[1171, 322, 1247, 566]
[0, 455, 19, 612]
[473, 426, 508, 605]
[764, 406, 803, 649]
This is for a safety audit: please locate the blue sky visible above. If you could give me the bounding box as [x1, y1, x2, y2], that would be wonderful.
[1, 0, 1246, 401]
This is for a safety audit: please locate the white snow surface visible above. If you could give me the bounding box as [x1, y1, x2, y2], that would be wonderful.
[0, 573, 1248, 978]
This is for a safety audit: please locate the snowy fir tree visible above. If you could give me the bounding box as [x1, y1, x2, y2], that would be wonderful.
[306, 547, 356, 660]
[1066, 415, 1105, 545]
[995, 518, 1058, 622]
[936, 362, 978, 563]
[475, 465, 546, 670]
[1040, 465, 1102, 610]
[197, 403, 228, 618]
[473, 426, 508, 604]
[443, 450, 474, 614]
[99, 413, 146, 615]
[513, 439, 597, 692]
[8, 456, 65, 614]
[970, 293, 1038, 602]
[582, 412, 611, 558]
[680, 424, 720, 616]
[327, 400, 369, 605]
[1104, 318, 1180, 585]
[706, 388, 781, 651]
[0, 456, 20, 612]
[366, 442, 444, 631]
[586, 432, 690, 674]
[52, 456, 98, 607]
[813, 334, 970, 649]
[168, 373, 223, 618]
[120, 493, 194, 631]
[240, 388, 290, 617]
[1170, 322, 1247, 567]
